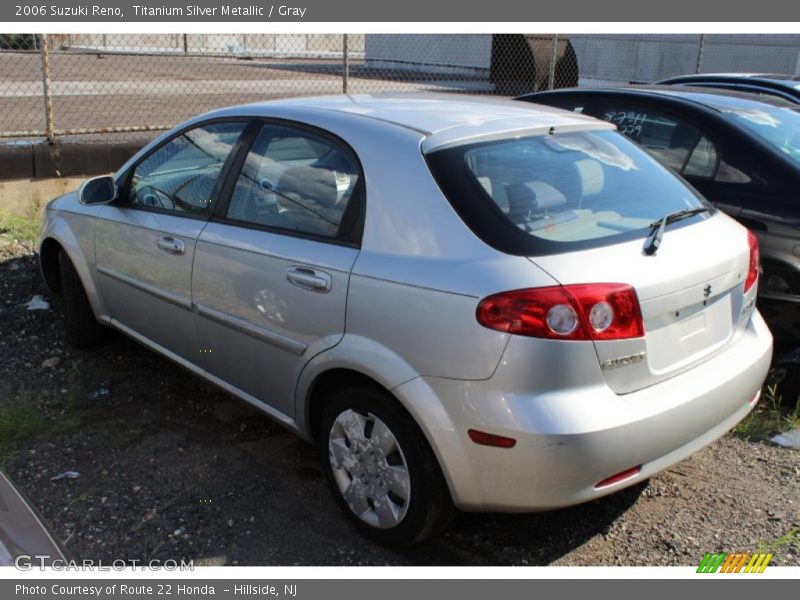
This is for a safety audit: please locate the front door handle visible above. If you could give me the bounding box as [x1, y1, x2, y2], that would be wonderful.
[157, 235, 185, 255]
[286, 266, 332, 293]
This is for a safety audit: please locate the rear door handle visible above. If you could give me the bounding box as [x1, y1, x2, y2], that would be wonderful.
[286, 266, 331, 293]
[157, 235, 185, 255]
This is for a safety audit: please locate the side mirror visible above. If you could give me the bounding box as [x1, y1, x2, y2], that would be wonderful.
[79, 175, 117, 205]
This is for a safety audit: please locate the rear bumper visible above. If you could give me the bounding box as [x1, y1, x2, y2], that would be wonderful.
[397, 311, 772, 511]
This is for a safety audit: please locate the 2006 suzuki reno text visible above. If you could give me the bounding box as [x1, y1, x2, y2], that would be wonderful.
[39, 95, 772, 546]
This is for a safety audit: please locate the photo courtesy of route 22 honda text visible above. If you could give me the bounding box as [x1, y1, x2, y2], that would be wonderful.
[38, 94, 772, 547]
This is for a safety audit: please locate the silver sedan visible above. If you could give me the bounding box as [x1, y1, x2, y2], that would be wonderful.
[38, 95, 772, 547]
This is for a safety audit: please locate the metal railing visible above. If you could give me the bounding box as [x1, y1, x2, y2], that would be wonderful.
[1, 33, 799, 145]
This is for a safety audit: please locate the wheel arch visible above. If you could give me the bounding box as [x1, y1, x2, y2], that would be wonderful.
[760, 255, 800, 295]
[760, 255, 800, 273]
[296, 335, 420, 440]
[38, 216, 108, 319]
[295, 337, 471, 506]
[39, 236, 64, 295]
[305, 367, 385, 443]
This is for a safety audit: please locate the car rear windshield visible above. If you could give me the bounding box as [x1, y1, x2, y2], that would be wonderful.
[425, 129, 712, 256]
[722, 106, 800, 165]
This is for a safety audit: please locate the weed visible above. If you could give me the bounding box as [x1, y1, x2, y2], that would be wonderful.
[0, 208, 39, 247]
[732, 384, 798, 441]
[0, 383, 103, 469]
[0, 396, 48, 468]
[758, 526, 800, 555]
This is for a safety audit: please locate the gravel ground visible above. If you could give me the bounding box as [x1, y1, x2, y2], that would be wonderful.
[1, 242, 798, 566]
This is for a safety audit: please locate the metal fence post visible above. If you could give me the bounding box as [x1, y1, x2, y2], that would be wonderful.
[343, 34, 349, 94]
[794, 45, 800, 76]
[39, 34, 56, 145]
[548, 34, 558, 90]
[695, 34, 706, 74]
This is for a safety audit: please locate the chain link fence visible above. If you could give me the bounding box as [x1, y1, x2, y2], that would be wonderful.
[2, 33, 799, 145]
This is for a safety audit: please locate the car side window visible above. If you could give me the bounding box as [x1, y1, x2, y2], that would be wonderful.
[682, 135, 718, 177]
[126, 122, 247, 215]
[534, 97, 588, 114]
[594, 103, 718, 178]
[225, 124, 361, 239]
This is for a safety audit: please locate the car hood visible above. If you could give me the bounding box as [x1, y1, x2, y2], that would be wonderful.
[46, 191, 79, 212]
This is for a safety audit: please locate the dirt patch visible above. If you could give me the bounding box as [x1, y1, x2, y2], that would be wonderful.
[1, 246, 798, 566]
[0, 177, 84, 217]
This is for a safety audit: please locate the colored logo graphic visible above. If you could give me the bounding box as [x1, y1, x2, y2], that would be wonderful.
[697, 552, 773, 573]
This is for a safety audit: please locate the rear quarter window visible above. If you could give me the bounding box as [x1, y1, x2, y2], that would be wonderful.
[591, 103, 719, 178]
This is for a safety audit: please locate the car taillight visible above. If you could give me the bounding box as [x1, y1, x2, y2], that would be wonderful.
[744, 230, 759, 294]
[476, 283, 644, 341]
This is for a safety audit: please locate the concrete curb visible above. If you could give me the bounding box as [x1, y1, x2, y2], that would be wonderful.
[0, 141, 145, 180]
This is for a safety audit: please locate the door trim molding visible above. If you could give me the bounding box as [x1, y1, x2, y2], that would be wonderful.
[99, 315, 300, 428]
[96, 265, 193, 311]
[193, 302, 308, 356]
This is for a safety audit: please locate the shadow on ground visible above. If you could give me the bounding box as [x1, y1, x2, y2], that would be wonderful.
[0, 251, 645, 566]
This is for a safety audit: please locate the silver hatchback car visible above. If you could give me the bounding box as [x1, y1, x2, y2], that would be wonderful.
[39, 95, 772, 546]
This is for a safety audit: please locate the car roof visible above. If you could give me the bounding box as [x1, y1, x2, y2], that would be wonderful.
[201, 94, 612, 150]
[535, 84, 799, 112]
[662, 73, 800, 86]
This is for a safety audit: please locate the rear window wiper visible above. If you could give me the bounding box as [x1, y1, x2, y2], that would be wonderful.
[643, 206, 710, 256]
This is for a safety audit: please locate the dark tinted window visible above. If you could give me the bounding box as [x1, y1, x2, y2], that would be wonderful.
[127, 122, 247, 215]
[594, 103, 718, 178]
[722, 105, 800, 165]
[528, 95, 589, 114]
[226, 124, 361, 239]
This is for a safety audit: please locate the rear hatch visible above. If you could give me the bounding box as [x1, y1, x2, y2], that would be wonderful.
[530, 213, 753, 393]
[424, 124, 756, 393]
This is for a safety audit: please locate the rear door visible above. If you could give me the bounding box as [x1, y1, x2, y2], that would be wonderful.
[191, 121, 364, 417]
[95, 120, 249, 363]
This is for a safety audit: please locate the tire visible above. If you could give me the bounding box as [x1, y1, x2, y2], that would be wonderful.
[768, 361, 800, 408]
[319, 384, 455, 547]
[761, 261, 800, 297]
[57, 249, 105, 349]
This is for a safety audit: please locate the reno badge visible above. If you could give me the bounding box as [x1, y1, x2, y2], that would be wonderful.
[601, 351, 646, 370]
[741, 296, 756, 319]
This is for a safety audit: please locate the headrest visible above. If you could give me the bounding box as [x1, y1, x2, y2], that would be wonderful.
[276, 166, 338, 210]
[574, 159, 604, 197]
[505, 180, 567, 214]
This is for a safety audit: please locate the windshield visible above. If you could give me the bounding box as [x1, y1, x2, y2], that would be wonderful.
[723, 106, 800, 164]
[426, 129, 711, 256]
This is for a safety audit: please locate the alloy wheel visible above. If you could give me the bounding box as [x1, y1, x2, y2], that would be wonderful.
[328, 409, 411, 529]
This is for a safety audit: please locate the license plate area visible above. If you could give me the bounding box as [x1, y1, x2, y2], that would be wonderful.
[645, 292, 735, 374]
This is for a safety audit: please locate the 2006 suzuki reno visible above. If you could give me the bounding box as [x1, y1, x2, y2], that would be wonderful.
[39, 95, 772, 546]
